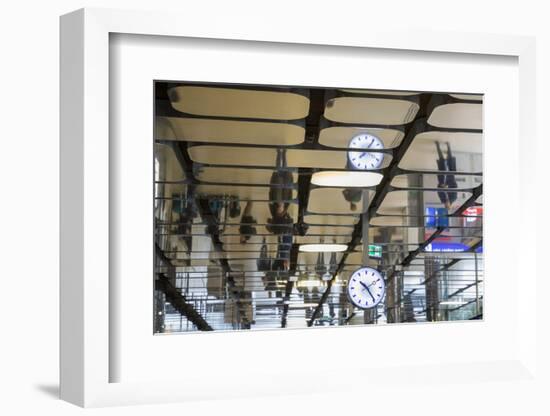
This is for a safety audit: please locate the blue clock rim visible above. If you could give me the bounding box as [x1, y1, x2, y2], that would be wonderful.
[346, 266, 385, 309]
[347, 133, 384, 170]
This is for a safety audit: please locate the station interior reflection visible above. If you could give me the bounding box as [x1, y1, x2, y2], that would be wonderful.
[153, 82, 483, 333]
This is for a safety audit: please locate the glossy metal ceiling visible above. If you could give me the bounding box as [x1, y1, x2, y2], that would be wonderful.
[153, 83, 484, 333]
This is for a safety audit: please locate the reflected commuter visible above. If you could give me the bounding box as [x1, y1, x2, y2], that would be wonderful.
[266, 148, 294, 235]
[239, 201, 257, 244]
[435, 141, 458, 211]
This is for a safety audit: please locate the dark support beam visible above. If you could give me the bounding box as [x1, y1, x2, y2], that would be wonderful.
[155, 242, 176, 278]
[154, 243, 213, 330]
[196, 198, 250, 327]
[449, 184, 483, 218]
[281, 244, 299, 328]
[420, 258, 461, 285]
[466, 239, 483, 252]
[419, 238, 482, 287]
[366, 119, 431, 220]
[176, 137, 251, 323]
[281, 242, 300, 328]
[451, 296, 483, 312]
[282, 89, 325, 328]
[401, 226, 446, 266]
[447, 282, 477, 299]
[159, 135, 249, 327]
[418, 284, 482, 316]
[400, 183, 483, 268]
[307, 95, 434, 327]
[307, 279, 334, 326]
[155, 275, 213, 331]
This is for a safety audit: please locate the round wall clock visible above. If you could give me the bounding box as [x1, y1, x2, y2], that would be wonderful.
[347, 266, 385, 309]
[347, 133, 384, 170]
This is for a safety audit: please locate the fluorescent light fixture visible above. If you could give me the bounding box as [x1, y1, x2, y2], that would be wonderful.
[311, 171, 383, 187]
[440, 300, 467, 305]
[288, 303, 319, 309]
[299, 243, 347, 253]
[297, 280, 321, 288]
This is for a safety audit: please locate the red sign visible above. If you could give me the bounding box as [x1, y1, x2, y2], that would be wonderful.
[462, 206, 483, 226]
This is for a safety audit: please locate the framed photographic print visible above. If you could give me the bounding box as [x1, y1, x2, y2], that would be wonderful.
[60, 7, 540, 408]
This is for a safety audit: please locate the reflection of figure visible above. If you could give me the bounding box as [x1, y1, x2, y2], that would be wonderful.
[272, 234, 292, 271]
[257, 237, 271, 272]
[342, 188, 361, 211]
[315, 252, 326, 277]
[258, 149, 295, 291]
[239, 201, 257, 244]
[266, 149, 294, 235]
[258, 233, 292, 291]
[435, 141, 458, 210]
[228, 196, 241, 218]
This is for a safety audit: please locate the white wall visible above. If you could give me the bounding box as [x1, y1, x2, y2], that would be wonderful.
[1, 1, 548, 414]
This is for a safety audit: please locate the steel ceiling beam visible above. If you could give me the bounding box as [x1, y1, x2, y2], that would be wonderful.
[306, 94, 435, 327]
[401, 184, 483, 267]
[155, 274, 213, 331]
[154, 243, 214, 330]
[157, 133, 250, 328]
[281, 89, 325, 328]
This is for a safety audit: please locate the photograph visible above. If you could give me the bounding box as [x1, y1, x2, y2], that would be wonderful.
[0, 0, 544, 412]
[153, 82, 483, 333]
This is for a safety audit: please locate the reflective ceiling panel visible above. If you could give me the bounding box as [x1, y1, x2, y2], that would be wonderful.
[157, 116, 305, 146]
[168, 85, 310, 120]
[427, 103, 483, 129]
[324, 97, 420, 125]
[195, 167, 297, 185]
[188, 146, 392, 169]
[319, 126, 404, 149]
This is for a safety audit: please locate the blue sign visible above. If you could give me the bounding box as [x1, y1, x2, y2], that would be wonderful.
[425, 207, 449, 228]
[425, 242, 484, 253]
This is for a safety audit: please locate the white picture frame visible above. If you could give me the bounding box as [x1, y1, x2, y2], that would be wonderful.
[60, 7, 539, 408]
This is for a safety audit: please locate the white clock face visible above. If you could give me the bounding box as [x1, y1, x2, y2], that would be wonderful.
[347, 266, 385, 309]
[348, 133, 384, 170]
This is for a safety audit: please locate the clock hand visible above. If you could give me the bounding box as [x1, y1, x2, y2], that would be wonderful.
[359, 281, 376, 303]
